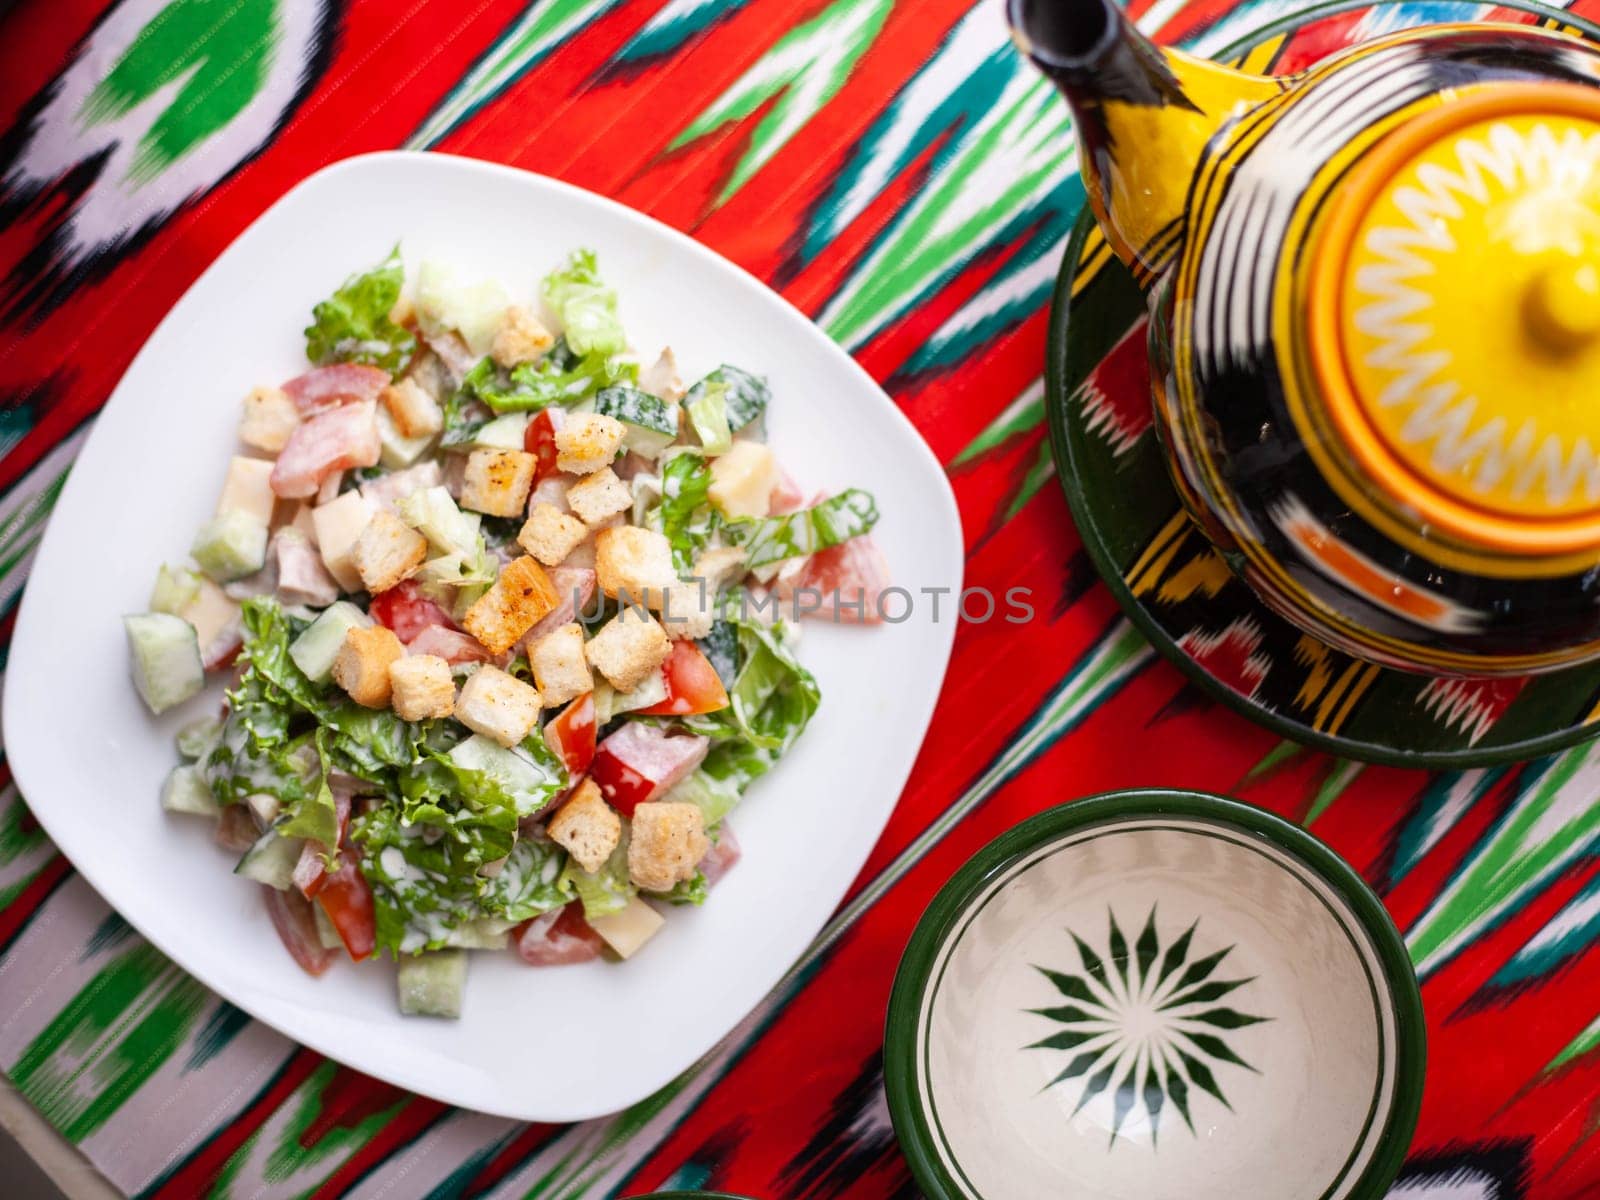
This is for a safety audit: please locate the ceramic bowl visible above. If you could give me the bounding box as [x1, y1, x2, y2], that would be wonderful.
[885, 790, 1424, 1200]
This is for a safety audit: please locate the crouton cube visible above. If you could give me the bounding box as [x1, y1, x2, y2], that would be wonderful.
[628, 802, 710, 893]
[389, 654, 455, 721]
[518, 503, 588, 567]
[311, 489, 374, 592]
[462, 449, 537, 517]
[547, 778, 620, 874]
[555, 413, 625, 475]
[659, 580, 715, 641]
[708, 441, 779, 519]
[333, 625, 405, 708]
[240, 386, 299, 453]
[353, 510, 428, 594]
[462, 556, 560, 655]
[584, 607, 671, 691]
[491, 305, 555, 368]
[456, 665, 541, 747]
[595, 526, 677, 609]
[691, 545, 748, 593]
[528, 622, 591, 707]
[382, 378, 443, 439]
[565, 468, 632, 527]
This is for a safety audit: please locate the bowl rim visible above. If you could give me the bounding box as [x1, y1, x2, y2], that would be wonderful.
[883, 788, 1426, 1200]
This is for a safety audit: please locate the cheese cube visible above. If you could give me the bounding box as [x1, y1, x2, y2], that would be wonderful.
[707, 441, 778, 519]
[312, 489, 375, 593]
[216, 456, 277, 526]
[587, 896, 665, 959]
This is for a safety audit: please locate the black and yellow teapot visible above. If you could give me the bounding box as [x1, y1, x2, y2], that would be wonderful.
[1011, 0, 1600, 676]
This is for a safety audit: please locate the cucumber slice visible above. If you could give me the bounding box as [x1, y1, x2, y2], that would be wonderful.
[150, 564, 203, 615]
[469, 413, 530, 451]
[125, 613, 205, 714]
[191, 510, 269, 582]
[444, 917, 516, 950]
[594, 386, 679, 457]
[398, 950, 467, 1018]
[234, 825, 305, 890]
[686, 365, 769, 434]
[288, 600, 371, 683]
[313, 902, 344, 951]
[398, 486, 482, 558]
[175, 715, 222, 760]
[160, 764, 218, 816]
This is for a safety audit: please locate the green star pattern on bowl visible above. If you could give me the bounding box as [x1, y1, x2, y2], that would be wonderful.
[1025, 908, 1269, 1148]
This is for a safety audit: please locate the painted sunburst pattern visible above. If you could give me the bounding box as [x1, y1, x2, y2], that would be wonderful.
[1343, 114, 1600, 520]
[1025, 908, 1269, 1149]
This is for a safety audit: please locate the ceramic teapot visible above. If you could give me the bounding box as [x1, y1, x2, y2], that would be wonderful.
[1011, 0, 1600, 676]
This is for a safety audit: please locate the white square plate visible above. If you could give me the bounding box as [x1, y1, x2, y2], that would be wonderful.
[3, 152, 962, 1122]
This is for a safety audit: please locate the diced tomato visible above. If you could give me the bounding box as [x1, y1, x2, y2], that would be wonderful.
[589, 723, 709, 817]
[293, 840, 328, 898]
[514, 902, 604, 965]
[203, 630, 244, 672]
[294, 791, 352, 900]
[369, 580, 458, 641]
[769, 469, 807, 514]
[281, 363, 389, 415]
[262, 885, 337, 977]
[269, 400, 382, 499]
[405, 625, 493, 665]
[316, 853, 376, 961]
[636, 642, 730, 716]
[797, 535, 890, 624]
[524, 409, 561, 483]
[545, 693, 597, 778]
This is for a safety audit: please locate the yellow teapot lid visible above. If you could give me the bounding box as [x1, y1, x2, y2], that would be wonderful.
[1310, 85, 1600, 557]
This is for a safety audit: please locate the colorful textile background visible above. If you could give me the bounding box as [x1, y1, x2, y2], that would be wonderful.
[1, 0, 1599, 1195]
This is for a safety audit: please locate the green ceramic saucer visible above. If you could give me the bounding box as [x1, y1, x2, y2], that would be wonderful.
[885, 790, 1425, 1200]
[1046, 0, 1600, 768]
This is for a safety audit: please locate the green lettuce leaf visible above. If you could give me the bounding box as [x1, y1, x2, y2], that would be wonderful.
[480, 837, 574, 922]
[651, 451, 718, 573]
[354, 806, 483, 956]
[647, 872, 709, 907]
[666, 609, 822, 826]
[561, 830, 635, 920]
[276, 727, 339, 851]
[724, 489, 878, 569]
[685, 380, 732, 454]
[542, 249, 625, 356]
[443, 349, 637, 426]
[305, 246, 415, 376]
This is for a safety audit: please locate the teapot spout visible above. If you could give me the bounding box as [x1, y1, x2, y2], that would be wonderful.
[1008, 0, 1280, 273]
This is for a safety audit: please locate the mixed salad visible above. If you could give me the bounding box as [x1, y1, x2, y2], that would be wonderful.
[124, 247, 887, 1017]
